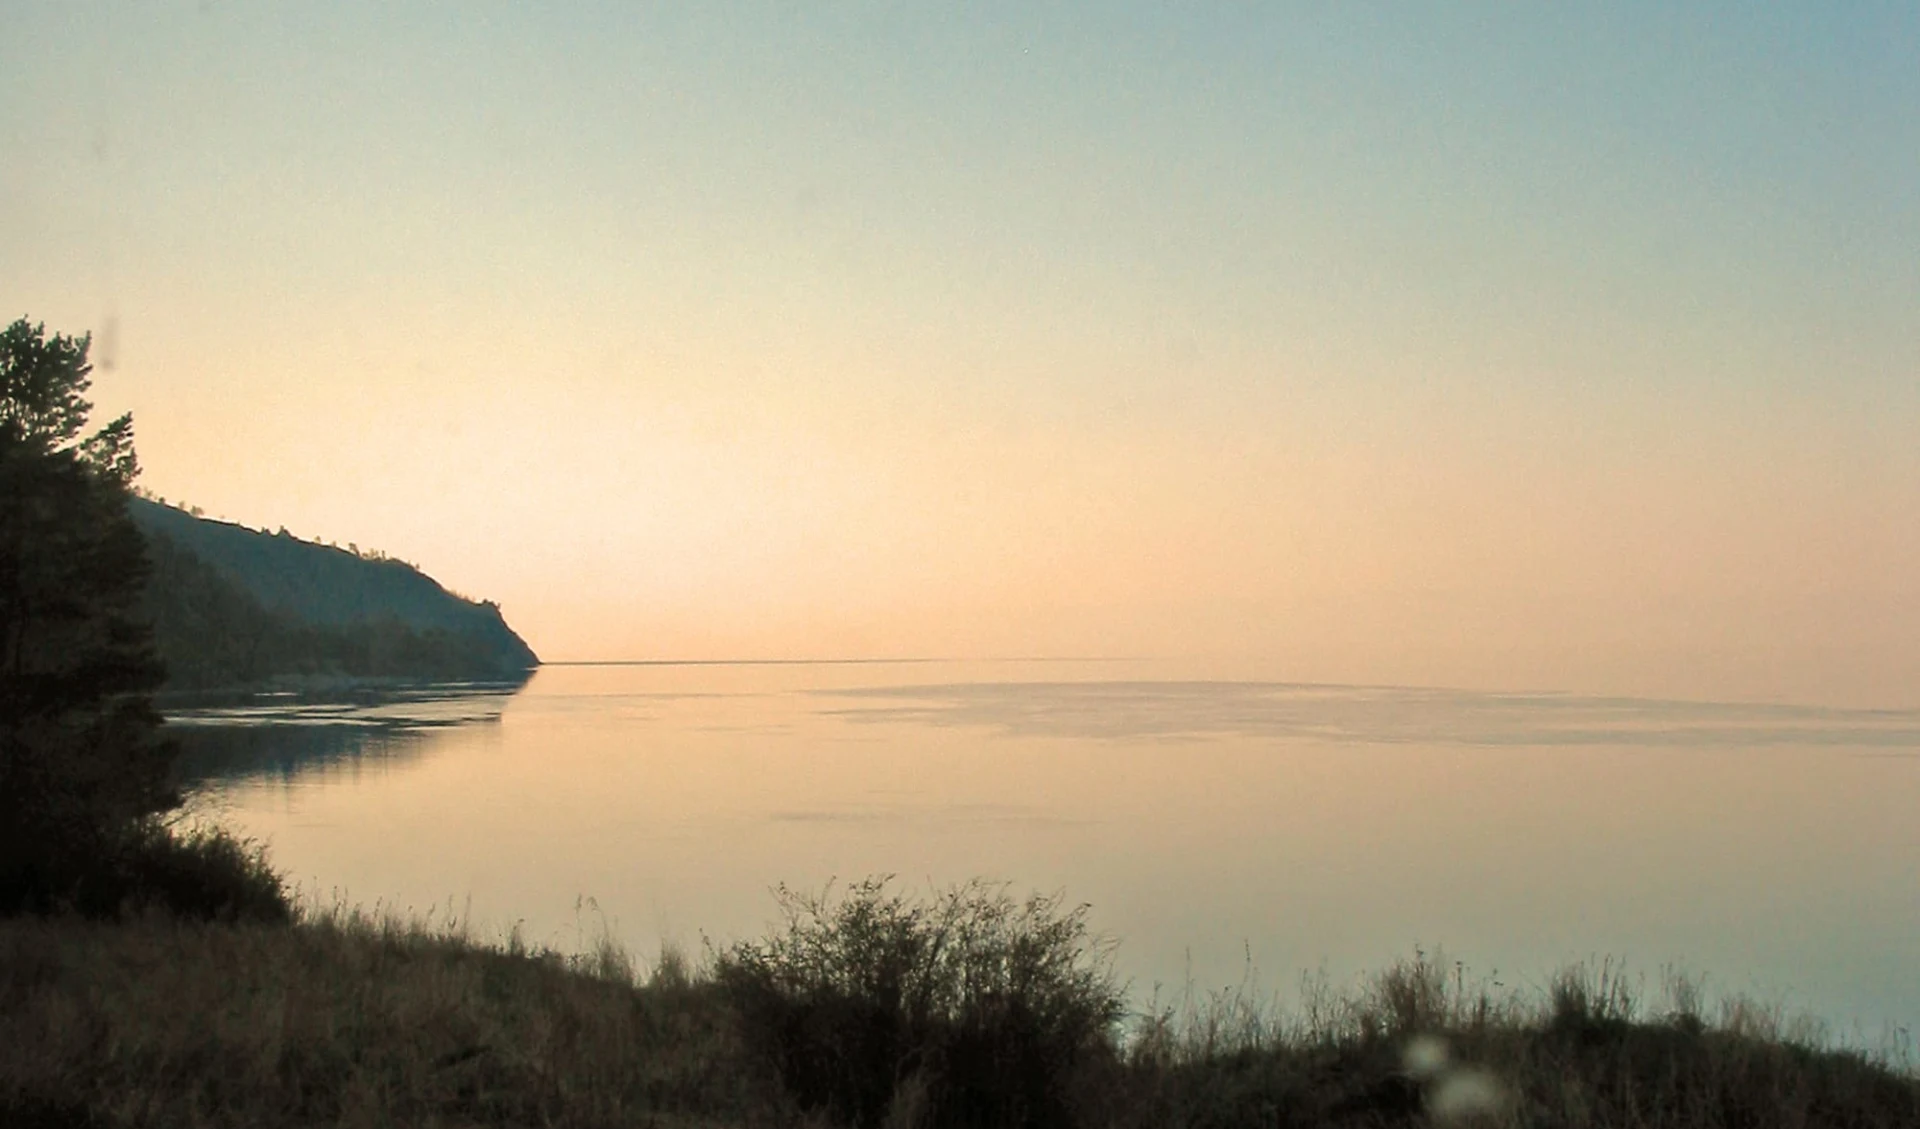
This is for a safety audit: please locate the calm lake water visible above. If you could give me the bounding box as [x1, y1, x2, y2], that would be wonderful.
[172, 660, 1920, 1041]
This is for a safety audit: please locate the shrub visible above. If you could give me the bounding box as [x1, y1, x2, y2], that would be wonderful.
[714, 877, 1125, 1129]
[0, 819, 289, 923]
[113, 822, 290, 923]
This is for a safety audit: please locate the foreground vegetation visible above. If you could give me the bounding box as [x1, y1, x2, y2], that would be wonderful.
[2, 871, 1914, 1129]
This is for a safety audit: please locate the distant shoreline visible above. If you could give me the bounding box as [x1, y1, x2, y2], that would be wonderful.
[542, 655, 1139, 667]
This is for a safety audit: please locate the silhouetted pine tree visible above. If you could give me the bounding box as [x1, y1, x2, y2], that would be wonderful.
[0, 317, 174, 911]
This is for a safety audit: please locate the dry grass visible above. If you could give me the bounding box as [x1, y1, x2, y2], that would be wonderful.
[0, 904, 780, 1128]
[1110, 950, 1918, 1128]
[2, 898, 1916, 1128]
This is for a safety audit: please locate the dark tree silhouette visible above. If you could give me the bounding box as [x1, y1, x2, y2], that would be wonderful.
[0, 317, 174, 909]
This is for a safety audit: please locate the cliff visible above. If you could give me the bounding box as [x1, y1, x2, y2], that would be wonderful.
[129, 498, 538, 690]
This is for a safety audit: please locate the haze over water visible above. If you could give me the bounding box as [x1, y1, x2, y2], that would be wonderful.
[176, 661, 1920, 1042]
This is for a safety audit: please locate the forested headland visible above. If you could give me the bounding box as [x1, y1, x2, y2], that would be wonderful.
[1, 313, 532, 927]
[132, 497, 538, 692]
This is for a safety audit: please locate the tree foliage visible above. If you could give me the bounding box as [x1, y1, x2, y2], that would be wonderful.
[0, 317, 174, 910]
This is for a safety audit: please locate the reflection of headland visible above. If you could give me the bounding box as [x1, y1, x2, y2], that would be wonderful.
[167, 678, 529, 788]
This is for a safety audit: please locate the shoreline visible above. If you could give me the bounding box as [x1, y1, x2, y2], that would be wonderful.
[153, 669, 538, 710]
[4, 894, 1914, 1129]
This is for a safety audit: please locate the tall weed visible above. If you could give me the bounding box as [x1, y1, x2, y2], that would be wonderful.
[714, 877, 1124, 1129]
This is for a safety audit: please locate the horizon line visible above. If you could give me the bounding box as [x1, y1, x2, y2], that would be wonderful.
[541, 656, 1146, 668]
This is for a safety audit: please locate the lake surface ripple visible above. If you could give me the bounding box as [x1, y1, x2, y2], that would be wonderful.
[171, 661, 1920, 1042]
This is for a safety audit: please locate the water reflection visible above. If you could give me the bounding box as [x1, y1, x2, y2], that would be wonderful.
[168, 664, 1920, 1040]
[168, 680, 528, 787]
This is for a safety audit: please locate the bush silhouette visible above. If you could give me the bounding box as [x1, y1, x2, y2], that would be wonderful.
[715, 877, 1125, 1129]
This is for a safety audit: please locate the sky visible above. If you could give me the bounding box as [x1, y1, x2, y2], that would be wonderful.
[4, 2, 1917, 704]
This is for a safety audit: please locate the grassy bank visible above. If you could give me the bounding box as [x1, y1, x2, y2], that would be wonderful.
[2, 880, 1915, 1129]
[0, 905, 758, 1128]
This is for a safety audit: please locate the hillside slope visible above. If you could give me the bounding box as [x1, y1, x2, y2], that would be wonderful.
[130, 498, 538, 690]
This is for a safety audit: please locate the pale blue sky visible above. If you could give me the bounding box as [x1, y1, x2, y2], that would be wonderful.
[4, 3, 1917, 700]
